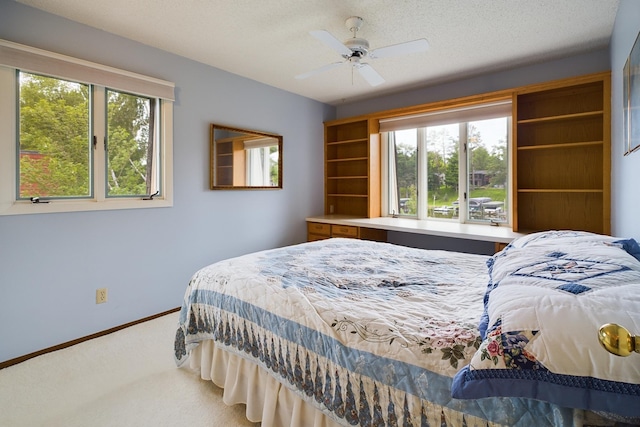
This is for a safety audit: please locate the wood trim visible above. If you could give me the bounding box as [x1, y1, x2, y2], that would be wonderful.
[325, 90, 515, 126]
[495, 242, 508, 253]
[602, 76, 612, 235]
[0, 307, 180, 370]
[512, 71, 610, 95]
[511, 92, 519, 231]
[325, 71, 611, 127]
[368, 119, 381, 218]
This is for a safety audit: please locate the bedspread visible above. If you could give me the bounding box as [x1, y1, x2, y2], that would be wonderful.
[174, 238, 591, 426]
[452, 230, 640, 422]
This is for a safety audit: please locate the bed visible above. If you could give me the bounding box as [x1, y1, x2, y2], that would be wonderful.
[174, 231, 640, 427]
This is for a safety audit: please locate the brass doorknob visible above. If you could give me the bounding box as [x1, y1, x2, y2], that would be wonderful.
[598, 323, 639, 357]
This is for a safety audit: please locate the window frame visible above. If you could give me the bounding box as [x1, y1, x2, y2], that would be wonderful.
[104, 88, 162, 199]
[0, 40, 174, 215]
[380, 102, 512, 227]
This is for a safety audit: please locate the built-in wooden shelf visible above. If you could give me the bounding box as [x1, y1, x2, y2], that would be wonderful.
[324, 118, 380, 218]
[327, 157, 368, 162]
[517, 140, 603, 151]
[318, 72, 610, 235]
[516, 110, 604, 124]
[513, 73, 610, 234]
[517, 189, 604, 193]
[327, 138, 368, 145]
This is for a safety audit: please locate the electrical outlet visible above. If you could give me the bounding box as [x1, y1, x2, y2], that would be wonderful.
[96, 288, 108, 304]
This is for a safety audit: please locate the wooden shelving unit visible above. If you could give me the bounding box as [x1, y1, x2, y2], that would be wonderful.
[324, 118, 380, 217]
[318, 72, 610, 236]
[214, 139, 234, 186]
[212, 137, 245, 187]
[513, 73, 611, 234]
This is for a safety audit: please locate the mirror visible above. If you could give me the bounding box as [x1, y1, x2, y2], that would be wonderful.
[209, 124, 282, 189]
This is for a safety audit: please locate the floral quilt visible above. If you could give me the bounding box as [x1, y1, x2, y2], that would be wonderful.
[452, 231, 640, 422]
[175, 238, 596, 426]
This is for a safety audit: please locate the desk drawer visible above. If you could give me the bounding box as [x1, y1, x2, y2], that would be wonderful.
[331, 224, 359, 238]
[308, 233, 329, 242]
[307, 222, 331, 237]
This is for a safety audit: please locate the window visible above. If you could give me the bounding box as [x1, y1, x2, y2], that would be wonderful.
[243, 137, 280, 187]
[0, 39, 174, 215]
[18, 72, 91, 199]
[381, 101, 511, 225]
[106, 89, 159, 197]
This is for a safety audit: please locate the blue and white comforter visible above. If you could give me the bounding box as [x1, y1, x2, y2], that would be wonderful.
[174, 238, 601, 426]
[452, 231, 640, 421]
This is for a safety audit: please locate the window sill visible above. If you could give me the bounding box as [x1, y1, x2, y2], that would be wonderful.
[305, 215, 525, 244]
[0, 197, 173, 216]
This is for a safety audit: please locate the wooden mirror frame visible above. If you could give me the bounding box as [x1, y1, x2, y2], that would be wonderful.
[209, 124, 283, 190]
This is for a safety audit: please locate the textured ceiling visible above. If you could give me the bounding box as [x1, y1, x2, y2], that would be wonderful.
[16, 0, 620, 105]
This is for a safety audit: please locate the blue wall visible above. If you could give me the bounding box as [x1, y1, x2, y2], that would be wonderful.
[0, 0, 333, 362]
[610, 0, 640, 238]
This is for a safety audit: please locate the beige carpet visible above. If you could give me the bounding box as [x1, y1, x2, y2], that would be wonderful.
[0, 312, 260, 427]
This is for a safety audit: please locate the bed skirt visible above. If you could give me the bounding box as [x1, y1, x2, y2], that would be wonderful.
[187, 339, 527, 427]
[185, 340, 628, 427]
[189, 339, 341, 427]
[185, 340, 623, 427]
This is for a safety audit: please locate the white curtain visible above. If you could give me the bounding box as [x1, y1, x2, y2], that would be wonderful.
[387, 132, 399, 216]
[247, 147, 270, 186]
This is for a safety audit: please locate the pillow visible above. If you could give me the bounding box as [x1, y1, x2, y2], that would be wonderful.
[453, 230, 640, 418]
[478, 230, 640, 339]
[614, 238, 640, 262]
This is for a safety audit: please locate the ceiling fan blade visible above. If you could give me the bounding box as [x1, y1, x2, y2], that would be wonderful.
[310, 30, 353, 57]
[295, 61, 345, 80]
[369, 38, 429, 59]
[356, 63, 385, 86]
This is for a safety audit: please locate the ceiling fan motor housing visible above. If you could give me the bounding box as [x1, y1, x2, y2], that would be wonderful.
[344, 37, 370, 58]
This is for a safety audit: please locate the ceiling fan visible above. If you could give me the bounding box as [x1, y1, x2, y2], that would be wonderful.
[295, 16, 429, 87]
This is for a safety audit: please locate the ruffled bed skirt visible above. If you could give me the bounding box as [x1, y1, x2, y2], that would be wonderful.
[186, 340, 617, 427]
[189, 340, 341, 427]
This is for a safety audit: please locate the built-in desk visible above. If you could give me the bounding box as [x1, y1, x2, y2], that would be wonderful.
[306, 215, 526, 253]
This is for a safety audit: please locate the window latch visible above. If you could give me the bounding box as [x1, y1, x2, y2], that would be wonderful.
[143, 190, 159, 200]
[30, 196, 49, 204]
